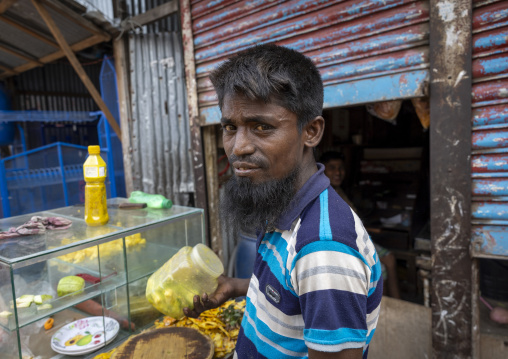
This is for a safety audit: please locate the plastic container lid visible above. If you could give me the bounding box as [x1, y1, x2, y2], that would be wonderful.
[88, 145, 101, 155]
[191, 243, 224, 278]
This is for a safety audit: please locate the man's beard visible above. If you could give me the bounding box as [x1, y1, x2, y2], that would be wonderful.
[220, 166, 300, 233]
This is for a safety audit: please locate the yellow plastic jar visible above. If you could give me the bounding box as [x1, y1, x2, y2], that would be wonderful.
[146, 243, 224, 318]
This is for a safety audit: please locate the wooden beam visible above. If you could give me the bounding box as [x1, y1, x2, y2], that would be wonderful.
[429, 0, 472, 357]
[180, 0, 209, 223]
[113, 36, 134, 195]
[121, 0, 177, 31]
[32, 0, 122, 140]
[41, 0, 111, 41]
[0, 62, 16, 75]
[0, 0, 17, 14]
[0, 43, 43, 66]
[0, 15, 58, 47]
[203, 125, 222, 260]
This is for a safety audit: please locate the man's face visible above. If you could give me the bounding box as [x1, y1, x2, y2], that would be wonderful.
[221, 93, 304, 184]
[324, 159, 346, 188]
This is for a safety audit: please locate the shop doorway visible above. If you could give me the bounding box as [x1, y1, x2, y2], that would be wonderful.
[317, 99, 430, 304]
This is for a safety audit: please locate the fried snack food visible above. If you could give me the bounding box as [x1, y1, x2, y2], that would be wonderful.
[154, 299, 246, 358]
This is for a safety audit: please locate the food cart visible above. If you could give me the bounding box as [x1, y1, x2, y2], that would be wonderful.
[0, 197, 205, 358]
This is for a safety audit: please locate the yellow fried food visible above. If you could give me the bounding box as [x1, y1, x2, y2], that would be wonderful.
[92, 348, 116, 359]
[57, 234, 146, 264]
[154, 299, 246, 358]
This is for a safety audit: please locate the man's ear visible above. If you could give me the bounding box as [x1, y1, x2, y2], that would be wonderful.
[303, 116, 325, 148]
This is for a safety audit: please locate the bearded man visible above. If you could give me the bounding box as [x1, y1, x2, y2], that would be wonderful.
[184, 44, 383, 359]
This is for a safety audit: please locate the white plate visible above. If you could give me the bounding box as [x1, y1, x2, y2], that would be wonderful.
[51, 317, 119, 356]
[51, 331, 118, 356]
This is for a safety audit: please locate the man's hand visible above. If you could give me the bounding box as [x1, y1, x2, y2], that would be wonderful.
[183, 275, 250, 318]
[308, 348, 363, 359]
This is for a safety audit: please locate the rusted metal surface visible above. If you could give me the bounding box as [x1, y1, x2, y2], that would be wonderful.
[199, 69, 430, 125]
[472, 153, 508, 174]
[472, 78, 508, 107]
[472, 104, 508, 128]
[190, 0, 430, 124]
[429, 0, 472, 357]
[472, 201, 508, 221]
[472, 27, 508, 59]
[472, 225, 508, 257]
[473, 178, 508, 196]
[196, 23, 429, 80]
[472, 1, 508, 33]
[471, 0, 508, 261]
[191, 0, 238, 19]
[194, 1, 428, 64]
[472, 53, 508, 80]
[472, 128, 508, 149]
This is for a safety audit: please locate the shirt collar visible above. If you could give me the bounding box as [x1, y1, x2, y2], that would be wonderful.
[277, 163, 330, 230]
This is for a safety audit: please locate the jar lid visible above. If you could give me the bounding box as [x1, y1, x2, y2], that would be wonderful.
[88, 145, 101, 155]
[191, 243, 224, 278]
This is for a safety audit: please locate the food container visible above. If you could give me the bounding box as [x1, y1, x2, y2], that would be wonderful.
[146, 243, 224, 318]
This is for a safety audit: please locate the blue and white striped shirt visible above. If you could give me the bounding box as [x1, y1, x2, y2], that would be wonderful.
[234, 164, 383, 359]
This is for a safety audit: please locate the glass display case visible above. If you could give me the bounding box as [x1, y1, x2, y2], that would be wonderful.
[0, 198, 205, 358]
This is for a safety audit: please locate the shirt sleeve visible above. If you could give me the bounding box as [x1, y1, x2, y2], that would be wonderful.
[290, 240, 371, 352]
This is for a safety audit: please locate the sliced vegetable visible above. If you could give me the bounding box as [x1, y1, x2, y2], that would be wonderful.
[44, 318, 54, 330]
[37, 303, 53, 311]
[0, 311, 12, 319]
[57, 276, 85, 297]
[34, 294, 53, 305]
[16, 295, 34, 306]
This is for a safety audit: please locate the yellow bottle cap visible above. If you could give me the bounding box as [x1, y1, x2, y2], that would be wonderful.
[88, 145, 101, 155]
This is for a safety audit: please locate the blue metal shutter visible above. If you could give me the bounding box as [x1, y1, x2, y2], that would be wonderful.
[471, 0, 508, 257]
[190, 0, 430, 125]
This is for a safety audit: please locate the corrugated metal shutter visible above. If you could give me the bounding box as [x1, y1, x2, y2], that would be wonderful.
[128, 32, 194, 205]
[471, 0, 508, 257]
[191, 0, 430, 125]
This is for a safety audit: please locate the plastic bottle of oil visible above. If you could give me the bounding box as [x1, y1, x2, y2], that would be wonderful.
[83, 145, 109, 226]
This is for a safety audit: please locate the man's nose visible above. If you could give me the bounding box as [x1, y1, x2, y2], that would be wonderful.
[232, 128, 255, 157]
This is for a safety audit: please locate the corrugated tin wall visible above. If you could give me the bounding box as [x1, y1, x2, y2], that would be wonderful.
[191, 0, 430, 125]
[74, 0, 115, 23]
[127, 0, 180, 33]
[128, 32, 194, 205]
[13, 62, 101, 112]
[471, 0, 508, 257]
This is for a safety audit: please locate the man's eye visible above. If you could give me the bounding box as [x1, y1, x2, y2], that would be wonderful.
[223, 124, 235, 131]
[254, 124, 272, 131]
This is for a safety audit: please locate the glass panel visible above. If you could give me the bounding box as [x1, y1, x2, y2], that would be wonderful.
[127, 276, 162, 331]
[0, 200, 205, 358]
[0, 212, 119, 262]
[186, 213, 206, 246]
[0, 261, 20, 359]
[0, 202, 203, 263]
[18, 293, 130, 359]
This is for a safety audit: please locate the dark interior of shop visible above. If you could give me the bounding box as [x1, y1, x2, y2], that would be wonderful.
[317, 99, 430, 304]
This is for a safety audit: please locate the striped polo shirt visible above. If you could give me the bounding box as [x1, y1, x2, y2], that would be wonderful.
[234, 164, 383, 359]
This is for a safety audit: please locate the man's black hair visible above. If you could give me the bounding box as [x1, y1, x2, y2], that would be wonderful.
[319, 151, 345, 164]
[209, 44, 324, 131]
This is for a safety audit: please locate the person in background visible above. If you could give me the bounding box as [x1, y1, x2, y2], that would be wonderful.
[184, 44, 382, 359]
[321, 151, 400, 299]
